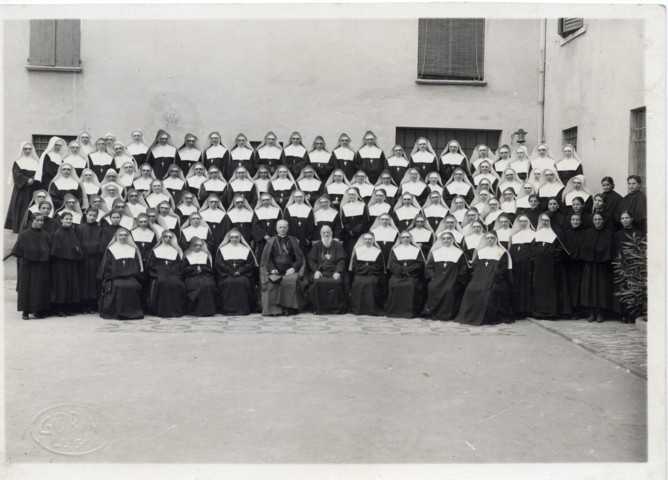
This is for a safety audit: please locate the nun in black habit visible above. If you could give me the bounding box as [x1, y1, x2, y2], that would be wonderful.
[175, 133, 203, 176]
[283, 132, 309, 178]
[215, 229, 258, 315]
[202, 131, 230, 172]
[354, 131, 386, 184]
[182, 236, 217, 317]
[147, 230, 186, 318]
[146, 130, 177, 180]
[5, 142, 41, 233]
[385, 231, 426, 319]
[579, 213, 616, 323]
[349, 232, 386, 316]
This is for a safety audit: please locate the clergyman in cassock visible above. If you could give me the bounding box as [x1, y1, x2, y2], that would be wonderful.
[307, 226, 348, 314]
[260, 219, 305, 316]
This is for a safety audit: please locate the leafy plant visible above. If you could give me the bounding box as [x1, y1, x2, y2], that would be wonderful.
[612, 233, 648, 320]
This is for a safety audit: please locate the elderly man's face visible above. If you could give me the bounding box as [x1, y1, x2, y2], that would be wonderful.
[276, 222, 289, 235]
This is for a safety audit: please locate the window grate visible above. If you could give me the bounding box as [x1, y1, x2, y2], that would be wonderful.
[562, 126, 578, 151]
[630, 108, 646, 188]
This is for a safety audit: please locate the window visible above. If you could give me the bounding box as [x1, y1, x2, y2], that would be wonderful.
[630, 107, 646, 186]
[562, 126, 578, 151]
[27, 19, 81, 72]
[32, 134, 78, 158]
[417, 18, 485, 84]
[396, 127, 500, 160]
[558, 18, 584, 37]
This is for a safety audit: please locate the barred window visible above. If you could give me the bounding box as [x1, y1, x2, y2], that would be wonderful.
[630, 107, 646, 187]
[417, 18, 485, 81]
[32, 134, 78, 158]
[28, 19, 81, 71]
[563, 127, 578, 151]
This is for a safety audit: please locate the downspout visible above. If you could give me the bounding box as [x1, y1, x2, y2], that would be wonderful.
[538, 19, 547, 143]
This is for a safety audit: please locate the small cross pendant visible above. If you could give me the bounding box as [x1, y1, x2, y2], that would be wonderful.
[266, 222, 270, 227]
[298, 221, 302, 226]
[485, 261, 489, 267]
[232, 261, 237, 269]
[165, 260, 169, 265]
[325, 253, 331, 260]
[517, 246, 521, 251]
[403, 262, 407, 266]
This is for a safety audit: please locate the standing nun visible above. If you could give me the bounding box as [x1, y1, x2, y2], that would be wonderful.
[228, 133, 255, 178]
[508, 146, 531, 182]
[496, 168, 523, 198]
[443, 168, 475, 207]
[145, 179, 176, 210]
[440, 139, 471, 184]
[199, 166, 227, 204]
[76, 131, 94, 158]
[79, 168, 102, 205]
[253, 166, 272, 195]
[355, 131, 386, 184]
[555, 144, 583, 185]
[425, 171, 444, 197]
[267, 165, 297, 209]
[55, 193, 84, 226]
[367, 188, 392, 225]
[374, 171, 400, 207]
[312, 194, 342, 239]
[216, 228, 258, 315]
[252, 193, 284, 258]
[579, 213, 615, 323]
[349, 170, 376, 204]
[118, 161, 139, 191]
[182, 236, 217, 317]
[12, 212, 52, 319]
[532, 213, 572, 318]
[330, 133, 355, 181]
[469, 145, 495, 175]
[462, 220, 487, 260]
[493, 144, 513, 177]
[537, 168, 566, 211]
[392, 193, 421, 232]
[131, 212, 160, 269]
[282, 132, 309, 178]
[340, 187, 370, 256]
[88, 138, 114, 181]
[226, 166, 257, 209]
[409, 137, 439, 179]
[253, 131, 284, 176]
[156, 200, 182, 237]
[370, 213, 400, 265]
[101, 198, 135, 230]
[49, 211, 83, 316]
[146, 130, 177, 180]
[62, 141, 89, 178]
[530, 143, 557, 172]
[399, 168, 430, 206]
[324, 169, 351, 209]
[180, 212, 215, 252]
[472, 160, 501, 193]
[493, 214, 513, 250]
[175, 133, 203, 175]
[306, 135, 332, 182]
[48, 163, 83, 210]
[127, 129, 149, 166]
[509, 214, 535, 319]
[147, 230, 186, 318]
[77, 207, 103, 313]
[455, 230, 514, 325]
[349, 232, 386, 316]
[111, 142, 139, 173]
[295, 166, 324, 205]
[434, 214, 465, 247]
[199, 194, 229, 249]
[385, 231, 426, 319]
[175, 191, 200, 223]
[97, 227, 144, 320]
[162, 164, 188, 205]
[104, 134, 117, 155]
[84, 194, 107, 224]
[562, 174, 593, 215]
[35, 136, 66, 189]
[5, 142, 41, 233]
[225, 194, 255, 244]
[386, 144, 410, 186]
[284, 190, 316, 253]
[202, 131, 230, 172]
[500, 188, 518, 223]
[133, 163, 158, 195]
[185, 162, 209, 198]
[423, 231, 469, 321]
[407, 214, 435, 259]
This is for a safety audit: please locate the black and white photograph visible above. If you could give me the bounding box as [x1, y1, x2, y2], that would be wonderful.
[0, 2, 665, 480]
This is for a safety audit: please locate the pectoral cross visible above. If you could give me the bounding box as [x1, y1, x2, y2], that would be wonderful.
[122, 259, 126, 266]
[266, 221, 270, 227]
[165, 260, 169, 265]
[485, 261, 489, 267]
[517, 245, 521, 251]
[542, 242, 546, 247]
[297, 221, 302, 226]
[324, 252, 331, 260]
[403, 261, 407, 266]
[232, 261, 237, 269]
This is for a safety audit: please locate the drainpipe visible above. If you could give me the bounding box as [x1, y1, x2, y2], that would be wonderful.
[538, 19, 547, 143]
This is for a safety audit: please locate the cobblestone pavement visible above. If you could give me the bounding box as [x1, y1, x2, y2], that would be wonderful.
[529, 319, 647, 379]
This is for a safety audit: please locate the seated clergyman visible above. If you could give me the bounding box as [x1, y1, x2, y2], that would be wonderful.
[307, 225, 348, 314]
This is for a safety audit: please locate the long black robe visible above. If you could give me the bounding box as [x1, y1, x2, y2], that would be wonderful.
[146, 149, 176, 180]
[385, 249, 425, 318]
[260, 235, 305, 315]
[215, 248, 256, 315]
[283, 149, 308, 178]
[203, 148, 230, 172]
[183, 256, 217, 316]
[284, 205, 315, 254]
[268, 181, 295, 210]
[313, 210, 343, 241]
[579, 227, 615, 309]
[532, 237, 572, 318]
[48, 182, 83, 211]
[88, 153, 114, 181]
[601, 190, 623, 228]
[340, 204, 369, 257]
[556, 163, 583, 185]
[350, 251, 386, 316]
[39, 154, 61, 190]
[49, 225, 83, 304]
[4, 162, 40, 233]
[330, 150, 354, 181]
[354, 150, 386, 184]
[509, 240, 533, 316]
[175, 151, 202, 176]
[252, 210, 283, 259]
[77, 222, 103, 302]
[455, 252, 513, 325]
[97, 250, 144, 319]
[147, 252, 185, 317]
[12, 227, 51, 312]
[253, 149, 284, 177]
[424, 249, 469, 320]
[307, 240, 348, 314]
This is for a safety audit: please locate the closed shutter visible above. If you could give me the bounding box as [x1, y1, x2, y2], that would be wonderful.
[55, 20, 81, 68]
[29, 20, 56, 66]
[558, 18, 584, 37]
[417, 18, 485, 81]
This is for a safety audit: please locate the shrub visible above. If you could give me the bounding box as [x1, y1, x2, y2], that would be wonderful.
[612, 233, 648, 320]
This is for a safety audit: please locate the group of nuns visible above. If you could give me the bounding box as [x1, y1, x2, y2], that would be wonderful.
[6, 129, 647, 324]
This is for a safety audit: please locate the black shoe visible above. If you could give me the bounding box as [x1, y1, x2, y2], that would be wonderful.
[56, 311, 66, 317]
[21, 312, 29, 320]
[587, 315, 596, 323]
[35, 312, 46, 319]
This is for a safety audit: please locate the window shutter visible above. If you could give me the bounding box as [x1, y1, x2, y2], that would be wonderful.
[55, 20, 81, 68]
[418, 18, 485, 81]
[29, 20, 56, 66]
[559, 18, 584, 37]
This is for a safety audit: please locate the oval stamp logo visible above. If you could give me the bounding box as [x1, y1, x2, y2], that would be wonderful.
[31, 403, 113, 456]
